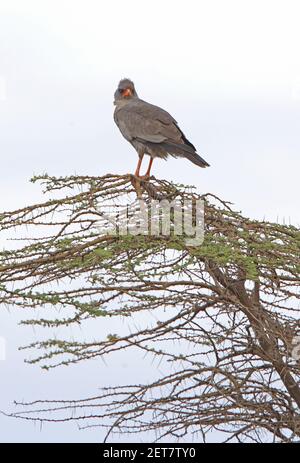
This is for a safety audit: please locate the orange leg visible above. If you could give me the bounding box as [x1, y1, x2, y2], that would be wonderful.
[144, 157, 153, 178]
[134, 154, 144, 177]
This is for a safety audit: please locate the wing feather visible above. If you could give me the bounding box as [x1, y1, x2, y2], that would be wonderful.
[114, 100, 183, 144]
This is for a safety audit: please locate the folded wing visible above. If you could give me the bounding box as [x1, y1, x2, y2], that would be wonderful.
[114, 100, 209, 167]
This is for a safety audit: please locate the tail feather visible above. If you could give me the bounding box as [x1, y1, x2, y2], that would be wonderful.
[162, 142, 210, 168]
[182, 150, 210, 168]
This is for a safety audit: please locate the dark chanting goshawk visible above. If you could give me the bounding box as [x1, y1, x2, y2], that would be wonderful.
[114, 79, 210, 178]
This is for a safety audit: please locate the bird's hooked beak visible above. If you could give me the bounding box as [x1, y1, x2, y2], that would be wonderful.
[122, 88, 132, 97]
[114, 85, 135, 105]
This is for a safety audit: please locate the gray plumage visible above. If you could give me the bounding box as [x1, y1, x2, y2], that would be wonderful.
[113, 78, 209, 177]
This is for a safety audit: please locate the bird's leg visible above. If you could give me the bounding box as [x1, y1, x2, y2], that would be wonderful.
[134, 154, 144, 177]
[131, 154, 144, 198]
[141, 157, 153, 179]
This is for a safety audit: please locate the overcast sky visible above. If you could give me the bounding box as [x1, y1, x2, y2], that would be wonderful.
[0, 0, 299, 442]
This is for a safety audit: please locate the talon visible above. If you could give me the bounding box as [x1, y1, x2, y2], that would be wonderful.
[130, 175, 143, 198]
[139, 174, 151, 181]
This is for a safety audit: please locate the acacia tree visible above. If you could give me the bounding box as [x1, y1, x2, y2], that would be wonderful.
[0, 174, 299, 442]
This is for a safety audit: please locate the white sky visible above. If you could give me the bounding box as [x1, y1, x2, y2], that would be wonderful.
[1, 0, 300, 95]
[0, 0, 299, 442]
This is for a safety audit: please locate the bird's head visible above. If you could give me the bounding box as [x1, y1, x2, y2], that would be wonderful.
[114, 78, 138, 104]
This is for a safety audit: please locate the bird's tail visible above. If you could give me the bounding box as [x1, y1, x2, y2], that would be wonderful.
[163, 142, 210, 168]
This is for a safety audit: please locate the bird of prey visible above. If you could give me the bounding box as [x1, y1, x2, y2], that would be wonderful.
[113, 79, 210, 178]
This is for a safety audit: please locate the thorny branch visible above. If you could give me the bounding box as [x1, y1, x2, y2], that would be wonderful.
[0, 173, 299, 442]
